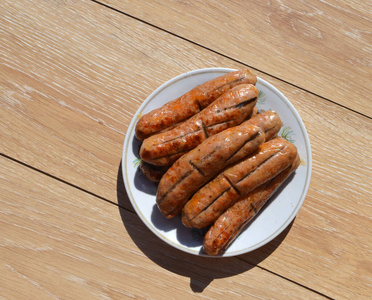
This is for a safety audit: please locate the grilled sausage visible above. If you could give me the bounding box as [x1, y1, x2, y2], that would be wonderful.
[140, 84, 258, 166]
[182, 138, 298, 228]
[140, 110, 281, 182]
[246, 110, 282, 141]
[156, 123, 265, 218]
[203, 153, 300, 255]
[140, 161, 170, 182]
[135, 69, 257, 140]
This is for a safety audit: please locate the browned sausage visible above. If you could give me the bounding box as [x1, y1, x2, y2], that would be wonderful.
[245, 110, 282, 141]
[181, 138, 298, 228]
[156, 123, 265, 218]
[140, 84, 258, 166]
[140, 110, 281, 182]
[139, 161, 170, 182]
[135, 69, 257, 140]
[203, 153, 300, 255]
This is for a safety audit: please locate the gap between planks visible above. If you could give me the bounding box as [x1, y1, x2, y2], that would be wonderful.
[89, 0, 371, 121]
[0, 152, 334, 300]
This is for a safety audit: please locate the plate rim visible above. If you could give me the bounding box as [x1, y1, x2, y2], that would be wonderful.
[122, 67, 312, 257]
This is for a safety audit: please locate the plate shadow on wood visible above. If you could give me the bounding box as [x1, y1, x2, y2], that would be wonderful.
[117, 162, 295, 292]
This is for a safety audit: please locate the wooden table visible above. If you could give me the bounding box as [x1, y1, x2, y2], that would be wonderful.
[1, 1, 371, 299]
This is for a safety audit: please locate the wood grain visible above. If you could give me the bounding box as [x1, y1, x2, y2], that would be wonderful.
[0, 156, 328, 299]
[0, 0, 238, 201]
[1, 0, 371, 299]
[101, 0, 372, 116]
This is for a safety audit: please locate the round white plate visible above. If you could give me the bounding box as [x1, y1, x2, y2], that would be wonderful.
[122, 68, 312, 257]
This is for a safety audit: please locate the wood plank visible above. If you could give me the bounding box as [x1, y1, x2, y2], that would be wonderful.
[0, 0, 239, 202]
[0, 156, 328, 299]
[1, 0, 371, 299]
[101, 0, 372, 116]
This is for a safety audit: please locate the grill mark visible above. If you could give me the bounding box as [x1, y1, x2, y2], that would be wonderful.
[214, 197, 261, 252]
[214, 185, 270, 253]
[154, 150, 188, 160]
[196, 99, 203, 112]
[228, 76, 246, 85]
[190, 174, 241, 223]
[233, 97, 257, 109]
[199, 147, 220, 162]
[159, 169, 193, 202]
[189, 160, 205, 176]
[219, 197, 255, 235]
[219, 76, 249, 89]
[201, 120, 209, 139]
[264, 122, 277, 133]
[218, 220, 246, 250]
[215, 97, 256, 114]
[224, 131, 260, 163]
[206, 120, 234, 131]
[223, 174, 241, 196]
[235, 148, 283, 185]
[190, 185, 231, 222]
[262, 122, 280, 139]
[215, 221, 235, 248]
[224, 213, 256, 248]
[206, 76, 249, 98]
[250, 203, 257, 214]
[157, 128, 204, 146]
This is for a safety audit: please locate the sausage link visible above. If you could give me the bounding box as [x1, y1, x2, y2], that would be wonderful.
[181, 138, 298, 228]
[139, 161, 170, 182]
[135, 69, 257, 140]
[140, 84, 258, 166]
[141, 110, 281, 182]
[156, 123, 265, 218]
[203, 153, 300, 255]
[246, 110, 282, 141]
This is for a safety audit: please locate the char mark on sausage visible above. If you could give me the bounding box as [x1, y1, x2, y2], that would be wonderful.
[233, 97, 257, 109]
[189, 161, 205, 177]
[224, 131, 261, 163]
[201, 121, 210, 139]
[223, 174, 242, 196]
[158, 170, 193, 201]
[235, 150, 281, 186]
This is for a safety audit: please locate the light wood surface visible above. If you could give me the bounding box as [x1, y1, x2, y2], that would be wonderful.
[103, 0, 372, 116]
[1, 156, 326, 299]
[1, 0, 371, 299]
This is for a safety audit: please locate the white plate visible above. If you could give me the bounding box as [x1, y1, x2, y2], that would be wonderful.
[122, 68, 312, 257]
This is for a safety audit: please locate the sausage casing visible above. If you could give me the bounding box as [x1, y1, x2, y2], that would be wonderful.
[156, 123, 265, 218]
[140, 84, 258, 166]
[246, 110, 282, 141]
[135, 69, 257, 140]
[139, 110, 282, 182]
[181, 138, 298, 228]
[139, 161, 170, 183]
[203, 153, 300, 255]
